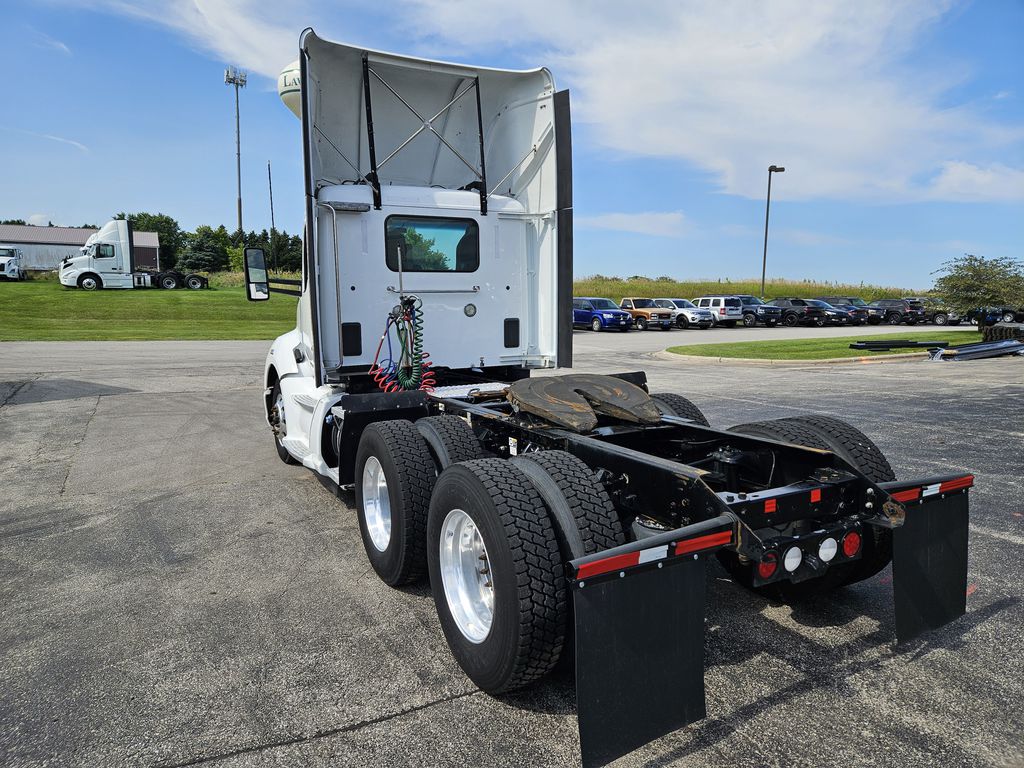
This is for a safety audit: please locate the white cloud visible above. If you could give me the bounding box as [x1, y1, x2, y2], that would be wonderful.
[67, 0, 1024, 203]
[926, 161, 1024, 202]
[30, 28, 72, 55]
[399, 0, 1024, 203]
[41, 133, 89, 152]
[28, 214, 50, 226]
[577, 211, 689, 238]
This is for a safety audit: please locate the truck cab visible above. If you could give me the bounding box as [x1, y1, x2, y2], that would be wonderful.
[59, 220, 136, 289]
[0, 245, 25, 280]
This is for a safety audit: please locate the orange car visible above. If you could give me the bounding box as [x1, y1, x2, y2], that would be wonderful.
[619, 298, 675, 330]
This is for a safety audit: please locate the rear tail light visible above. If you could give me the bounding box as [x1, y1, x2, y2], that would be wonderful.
[720, 307, 726, 315]
[757, 552, 779, 579]
[841, 530, 862, 558]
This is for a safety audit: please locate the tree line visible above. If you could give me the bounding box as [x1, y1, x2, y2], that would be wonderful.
[112, 212, 302, 273]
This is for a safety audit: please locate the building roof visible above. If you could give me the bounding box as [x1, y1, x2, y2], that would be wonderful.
[0, 223, 159, 248]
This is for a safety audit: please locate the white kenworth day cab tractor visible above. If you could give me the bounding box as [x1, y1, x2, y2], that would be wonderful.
[247, 31, 973, 767]
[59, 219, 208, 290]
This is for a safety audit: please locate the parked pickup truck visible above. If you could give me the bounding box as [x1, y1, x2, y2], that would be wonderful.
[767, 297, 828, 326]
[573, 297, 634, 331]
[653, 298, 714, 329]
[733, 295, 783, 327]
[817, 296, 880, 324]
[620, 297, 674, 330]
[902, 297, 960, 326]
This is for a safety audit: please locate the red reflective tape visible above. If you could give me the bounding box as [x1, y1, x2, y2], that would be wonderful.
[764, 498, 778, 514]
[575, 551, 640, 580]
[890, 487, 921, 503]
[810, 488, 822, 503]
[939, 475, 974, 493]
[674, 530, 733, 556]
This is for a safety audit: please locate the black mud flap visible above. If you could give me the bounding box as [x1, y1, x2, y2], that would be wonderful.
[892, 491, 969, 643]
[574, 555, 707, 768]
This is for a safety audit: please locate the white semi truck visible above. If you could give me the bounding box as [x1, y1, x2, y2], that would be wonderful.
[58, 219, 208, 290]
[0, 245, 26, 280]
[246, 31, 972, 768]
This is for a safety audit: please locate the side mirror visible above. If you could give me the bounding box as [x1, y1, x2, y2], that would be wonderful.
[244, 247, 270, 301]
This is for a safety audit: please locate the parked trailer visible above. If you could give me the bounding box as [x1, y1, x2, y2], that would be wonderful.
[58, 219, 208, 290]
[246, 32, 972, 767]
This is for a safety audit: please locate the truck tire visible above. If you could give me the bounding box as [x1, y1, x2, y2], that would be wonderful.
[185, 273, 205, 290]
[743, 313, 757, 327]
[355, 420, 436, 586]
[269, 382, 299, 465]
[77, 273, 102, 290]
[514, 450, 625, 558]
[649, 392, 710, 427]
[635, 317, 648, 331]
[416, 415, 485, 470]
[159, 273, 181, 290]
[427, 459, 567, 693]
[730, 415, 896, 592]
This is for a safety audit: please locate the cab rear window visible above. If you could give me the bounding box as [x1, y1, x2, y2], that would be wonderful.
[385, 215, 479, 272]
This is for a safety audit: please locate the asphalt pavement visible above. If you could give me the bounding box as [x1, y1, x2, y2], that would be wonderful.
[1, 337, 1022, 768]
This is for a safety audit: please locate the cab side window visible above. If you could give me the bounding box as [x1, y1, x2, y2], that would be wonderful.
[622, 299, 633, 309]
[96, 244, 115, 258]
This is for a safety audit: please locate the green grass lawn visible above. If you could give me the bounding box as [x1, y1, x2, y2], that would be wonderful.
[0, 279, 297, 341]
[667, 331, 978, 360]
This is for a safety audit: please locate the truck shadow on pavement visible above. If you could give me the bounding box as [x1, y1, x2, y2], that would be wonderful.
[0, 378, 137, 406]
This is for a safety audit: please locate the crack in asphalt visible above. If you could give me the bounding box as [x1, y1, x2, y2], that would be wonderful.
[59, 395, 100, 496]
[154, 689, 481, 767]
[0, 377, 39, 408]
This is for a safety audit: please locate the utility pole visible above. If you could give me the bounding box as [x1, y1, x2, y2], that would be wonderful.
[761, 165, 785, 298]
[225, 66, 247, 235]
[268, 160, 277, 272]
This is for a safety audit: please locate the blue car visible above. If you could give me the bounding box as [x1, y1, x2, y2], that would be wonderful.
[573, 297, 634, 331]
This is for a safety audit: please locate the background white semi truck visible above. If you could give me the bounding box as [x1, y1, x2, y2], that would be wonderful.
[58, 219, 208, 290]
[244, 31, 972, 768]
[0, 245, 26, 280]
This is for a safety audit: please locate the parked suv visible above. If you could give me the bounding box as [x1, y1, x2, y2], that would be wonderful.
[573, 297, 634, 332]
[817, 296, 881, 324]
[733, 295, 783, 327]
[872, 298, 927, 325]
[807, 299, 860, 325]
[767, 297, 828, 326]
[692, 295, 744, 327]
[902, 297, 959, 326]
[653, 298, 714, 329]
[620, 298, 674, 330]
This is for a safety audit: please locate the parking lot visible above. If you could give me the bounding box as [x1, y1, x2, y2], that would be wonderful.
[2, 339, 1022, 767]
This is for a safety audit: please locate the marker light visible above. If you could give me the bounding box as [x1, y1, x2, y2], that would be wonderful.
[757, 552, 779, 580]
[818, 537, 838, 563]
[842, 530, 862, 558]
[783, 546, 803, 572]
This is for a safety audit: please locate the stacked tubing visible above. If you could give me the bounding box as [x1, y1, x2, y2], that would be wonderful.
[369, 296, 436, 392]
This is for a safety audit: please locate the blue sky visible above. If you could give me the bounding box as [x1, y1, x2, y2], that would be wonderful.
[2, 0, 1022, 289]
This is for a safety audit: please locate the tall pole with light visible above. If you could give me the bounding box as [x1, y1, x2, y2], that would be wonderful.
[224, 66, 247, 234]
[760, 164, 785, 298]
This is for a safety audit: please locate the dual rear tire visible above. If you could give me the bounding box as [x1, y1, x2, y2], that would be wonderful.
[353, 416, 624, 692]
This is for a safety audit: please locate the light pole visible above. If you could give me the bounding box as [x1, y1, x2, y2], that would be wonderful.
[224, 66, 247, 234]
[760, 164, 785, 298]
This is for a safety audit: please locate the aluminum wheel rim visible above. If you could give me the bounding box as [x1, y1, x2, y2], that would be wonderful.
[361, 456, 391, 552]
[439, 508, 493, 643]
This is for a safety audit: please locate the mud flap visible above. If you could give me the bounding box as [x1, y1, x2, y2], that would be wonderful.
[574, 555, 706, 768]
[892, 492, 969, 643]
